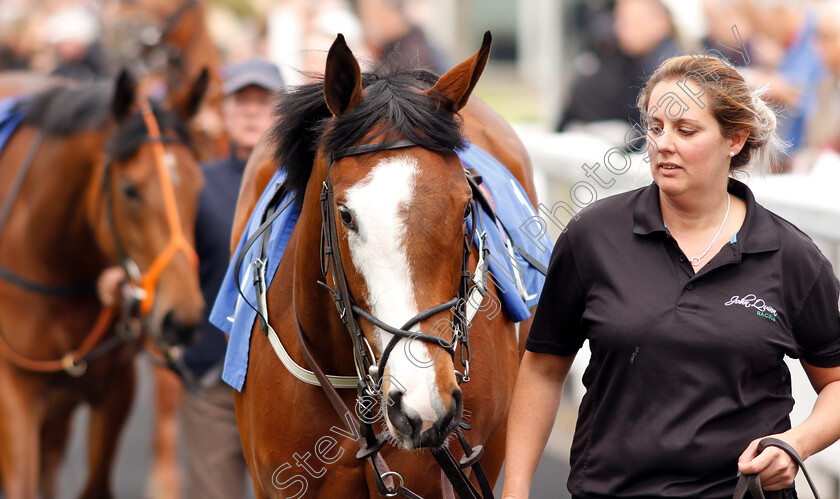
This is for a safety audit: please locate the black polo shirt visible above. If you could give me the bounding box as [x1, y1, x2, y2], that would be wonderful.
[526, 179, 840, 498]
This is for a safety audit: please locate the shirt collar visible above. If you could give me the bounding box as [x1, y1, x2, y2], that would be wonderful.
[633, 178, 779, 254]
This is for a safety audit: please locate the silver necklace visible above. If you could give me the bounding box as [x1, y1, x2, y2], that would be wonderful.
[690, 194, 730, 267]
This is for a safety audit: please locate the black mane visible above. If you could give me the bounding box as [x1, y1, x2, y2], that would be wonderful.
[17, 82, 190, 161]
[269, 67, 467, 203]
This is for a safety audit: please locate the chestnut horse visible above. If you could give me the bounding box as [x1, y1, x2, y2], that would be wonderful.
[0, 70, 206, 498]
[228, 34, 536, 497]
[105, 2, 226, 495]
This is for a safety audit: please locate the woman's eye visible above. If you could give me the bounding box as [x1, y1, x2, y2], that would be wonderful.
[338, 206, 356, 230]
[679, 128, 695, 136]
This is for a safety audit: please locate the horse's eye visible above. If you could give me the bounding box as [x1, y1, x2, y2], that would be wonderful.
[338, 206, 356, 230]
[463, 203, 472, 221]
[122, 182, 141, 200]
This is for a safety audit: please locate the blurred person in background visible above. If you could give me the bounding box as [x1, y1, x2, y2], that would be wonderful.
[789, 0, 840, 174]
[45, 5, 109, 82]
[356, 0, 446, 73]
[557, 0, 680, 136]
[740, 0, 824, 162]
[0, 2, 29, 70]
[180, 57, 283, 499]
[266, 0, 370, 85]
[302, 0, 370, 76]
[701, 0, 755, 66]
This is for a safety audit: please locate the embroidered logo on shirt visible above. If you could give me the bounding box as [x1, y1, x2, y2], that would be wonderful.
[725, 294, 778, 322]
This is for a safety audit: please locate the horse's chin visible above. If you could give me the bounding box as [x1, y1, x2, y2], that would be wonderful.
[385, 414, 461, 451]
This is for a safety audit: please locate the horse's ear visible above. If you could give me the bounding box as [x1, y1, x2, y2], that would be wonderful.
[426, 31, 492, 112]
[324, 34, 363, 116]
[172, 68, 210, 120]
[112, 69, 136, 122]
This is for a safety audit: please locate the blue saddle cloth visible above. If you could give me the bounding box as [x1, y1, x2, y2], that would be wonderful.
[209, 143, 551, 391]
[0, 97, 27, 156]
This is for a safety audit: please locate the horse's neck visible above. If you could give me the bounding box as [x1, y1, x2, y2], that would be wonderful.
[13, 133, 108, 278]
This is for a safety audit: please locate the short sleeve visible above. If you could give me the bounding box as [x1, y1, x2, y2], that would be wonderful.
[791, 260, 840, 367]
[525, 229, 587, 356]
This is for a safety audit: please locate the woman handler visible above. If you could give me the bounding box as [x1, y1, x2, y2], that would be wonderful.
[502, 55, 840, 498]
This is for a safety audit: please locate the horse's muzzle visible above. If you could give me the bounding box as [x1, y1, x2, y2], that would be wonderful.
[388, 388, 463, 449]
[160, 310, 200, 347]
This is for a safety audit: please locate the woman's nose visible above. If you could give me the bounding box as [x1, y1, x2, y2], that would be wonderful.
[652, 127, 675, 155]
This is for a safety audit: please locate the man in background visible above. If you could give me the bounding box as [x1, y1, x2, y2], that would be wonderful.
[181, 57, 283, 499]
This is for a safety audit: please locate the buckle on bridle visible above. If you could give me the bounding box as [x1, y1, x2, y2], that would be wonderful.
[61, 353, 88, 377]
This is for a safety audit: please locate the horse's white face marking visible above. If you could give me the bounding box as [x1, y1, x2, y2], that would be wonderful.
[343, 156, 444, 430]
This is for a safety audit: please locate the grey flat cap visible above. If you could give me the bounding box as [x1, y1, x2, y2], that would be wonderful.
[223, 58, 284, 95]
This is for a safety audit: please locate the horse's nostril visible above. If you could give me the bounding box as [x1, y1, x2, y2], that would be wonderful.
[387, 391, 420, 437]
[432, 388, 462, 441]
[161, 311, 199, 346]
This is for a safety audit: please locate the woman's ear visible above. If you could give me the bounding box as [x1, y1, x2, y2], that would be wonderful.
[729, 129, 749, 155]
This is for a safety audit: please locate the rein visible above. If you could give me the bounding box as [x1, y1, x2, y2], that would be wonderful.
[732, 438, 821, 499]
[0, 98, 192, 376]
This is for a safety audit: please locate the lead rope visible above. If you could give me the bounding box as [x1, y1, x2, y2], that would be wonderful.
[732, 437, 820, 499]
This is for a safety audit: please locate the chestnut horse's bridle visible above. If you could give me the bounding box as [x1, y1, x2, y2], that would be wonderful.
[240, 140, 496, 498]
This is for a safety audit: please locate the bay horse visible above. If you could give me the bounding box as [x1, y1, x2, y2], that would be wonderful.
[0, 69, 206, 499]
[229, 33, 537, 497]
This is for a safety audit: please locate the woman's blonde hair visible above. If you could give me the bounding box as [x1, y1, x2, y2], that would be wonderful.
[637, 55, 788, 174]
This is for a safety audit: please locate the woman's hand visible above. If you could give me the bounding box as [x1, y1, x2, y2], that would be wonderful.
[737, 432, 800, 491]
[96, 266, 127, 307]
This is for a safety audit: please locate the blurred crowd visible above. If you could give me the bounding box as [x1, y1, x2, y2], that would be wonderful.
[560, 0, 840, 173]
[3, 0, 840, 168]
[0, 0, 444, 84]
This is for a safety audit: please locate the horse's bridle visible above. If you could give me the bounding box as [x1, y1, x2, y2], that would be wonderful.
[101, 99, 202, 384]
[104, 99, 198, 318]
[239, 137, 494, 498]
[318, 140, 474, 393]
[299, 139, 494, 499]
[0, 98, 196, 377]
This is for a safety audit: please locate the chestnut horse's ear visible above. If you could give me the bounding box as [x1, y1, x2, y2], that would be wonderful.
[426, 31, 492, 112]
[112, 69, 136, 122]
[171, 67, 210, 120]
[324, 34, 364, 116]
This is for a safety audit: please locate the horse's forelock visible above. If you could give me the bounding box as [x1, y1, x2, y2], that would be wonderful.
[106, 104, 191, 161]
[269, 67, 467, 205]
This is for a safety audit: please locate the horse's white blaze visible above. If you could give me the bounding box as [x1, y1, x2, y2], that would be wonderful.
[344, 156, 444, 427]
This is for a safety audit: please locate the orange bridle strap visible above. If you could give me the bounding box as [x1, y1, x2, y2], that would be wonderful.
[136, 99, 198, 315]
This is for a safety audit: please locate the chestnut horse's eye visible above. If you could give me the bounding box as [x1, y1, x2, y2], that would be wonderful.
[338, 206, 356, 230]
[121, 182, 141, 200]
[463, 203, 472, 221]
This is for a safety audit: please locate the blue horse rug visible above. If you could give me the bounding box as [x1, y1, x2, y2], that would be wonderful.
[210, 143, 552, 391]
[0, 97, 27, 156]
